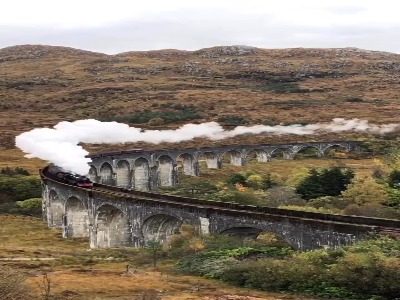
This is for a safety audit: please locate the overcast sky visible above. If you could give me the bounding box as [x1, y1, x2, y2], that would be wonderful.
[1, 0, 399, 54]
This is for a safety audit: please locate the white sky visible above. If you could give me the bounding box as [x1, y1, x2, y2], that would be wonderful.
[1, 0, 399, 54]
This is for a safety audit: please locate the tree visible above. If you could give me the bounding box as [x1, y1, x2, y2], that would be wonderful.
[246, 174, 263, 189]
[388, 169, 400, 188]
[145, 240, 163, 268]
[296, 167, 354, 200]
[227, 173, 247, 186]
[261, 173, 279, 190]
[341, 176, 388, 206]
[296, 168, 324, 200]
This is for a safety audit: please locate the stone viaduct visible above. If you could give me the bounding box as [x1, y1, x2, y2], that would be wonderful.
[41, 167, 400, 251]
[87, 141, 359, 191]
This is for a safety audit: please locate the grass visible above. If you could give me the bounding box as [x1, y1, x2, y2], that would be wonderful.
[0, 149, 44, 175]
[0, 215, 88, 257]
[0, 215, 317, 299]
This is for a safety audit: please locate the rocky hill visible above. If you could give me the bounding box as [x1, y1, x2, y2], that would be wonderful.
[1, 44, 400, 151]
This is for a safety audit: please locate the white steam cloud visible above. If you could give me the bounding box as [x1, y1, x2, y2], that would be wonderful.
[15, 118, 399, 175]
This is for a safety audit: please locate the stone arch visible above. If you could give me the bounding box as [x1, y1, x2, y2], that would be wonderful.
[177, 153, 197, 176]
[116, 160, 131, 188]
[199, 151, 220, 170]
[218, 225, 296, 249]
[221, 150, 244, 166]
[100, 162, 114, 185]
[142, 214, 183, 244]
[134, 157, 150, 191]
[157, 155, 175, 187]
[48, 189, 63, 228]
[88, 165, 98, 183]
[64, 196, 89, 238]
[95, 205, 130, 248]
[220, 227, 263, 239]
[269, 148, 289, 160]
[293, 146, 322, 159]
[246, 149, 269, 163]
[323, 144, 349, 158]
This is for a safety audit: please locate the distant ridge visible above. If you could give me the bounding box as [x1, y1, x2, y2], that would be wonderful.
[1, 43, 399, 150]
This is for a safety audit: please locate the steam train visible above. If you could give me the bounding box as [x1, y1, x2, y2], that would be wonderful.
[45, 165, 93, 188]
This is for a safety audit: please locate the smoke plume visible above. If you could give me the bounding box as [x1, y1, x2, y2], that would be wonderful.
[15, 118, 399, 175]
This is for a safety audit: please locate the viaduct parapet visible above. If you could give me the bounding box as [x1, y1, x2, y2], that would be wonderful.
[87, 141, 360, 190]
[41, 167, 399, 251]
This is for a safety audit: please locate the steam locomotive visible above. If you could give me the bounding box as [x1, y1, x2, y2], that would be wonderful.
[46, 165, 93, 188]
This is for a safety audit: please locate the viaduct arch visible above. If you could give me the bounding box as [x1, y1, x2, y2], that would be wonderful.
[87, 141, 360, 191]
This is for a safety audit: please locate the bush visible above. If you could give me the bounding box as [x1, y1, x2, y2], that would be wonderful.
[388, 170, 400, 188]
[177, 255, 238, 278]
[0, 167, 30, 176]
[227, 173, 247, 186]
[16, 198, 42, 215]
[309, 196, 352, 210]
[217, 115, 249, 125]
[202, 235, 245, 251]
[177, 236, 400, 299]
[296, 167, 354, 200]
[0, 175, 41, 203]
[0, 198, 42, 216]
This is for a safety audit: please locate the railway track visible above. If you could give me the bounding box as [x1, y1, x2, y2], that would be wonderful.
[41, 168, 400, 236]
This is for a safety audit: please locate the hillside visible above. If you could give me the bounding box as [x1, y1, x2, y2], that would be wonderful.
[1, 44, 400, 151]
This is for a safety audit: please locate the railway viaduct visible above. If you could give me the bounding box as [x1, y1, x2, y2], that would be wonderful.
[41, 168, 400, 251]
[87, 141, 359, 190]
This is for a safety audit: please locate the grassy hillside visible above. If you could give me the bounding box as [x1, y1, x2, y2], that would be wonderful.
[1, 45, 400, 152]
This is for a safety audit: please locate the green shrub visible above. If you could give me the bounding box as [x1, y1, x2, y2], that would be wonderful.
[0, 198, 42, 216]
[177, 255, 237, 279]
[227, 173, 247, 186]
[205, 247, 293, 259]
[202, 235, 245, 251]
[16, 198, 42, 211]
[176, 237, 400, 299]
[0, 167, 30, 176]
[388, 170, 400, 189]
[217, 115, 249, 125]
[0, 175, 41, 202]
